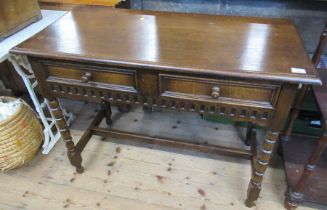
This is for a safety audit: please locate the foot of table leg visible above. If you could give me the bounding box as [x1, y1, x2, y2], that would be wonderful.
[284, 199, 298, 210]
[245, 180, 261, 207]
[284, 189, 302, 210]
[283, 135, 327, 209]
[48, 98, 84, 173]
[68, 150, 84, 174]
[245, 130, 279, 207]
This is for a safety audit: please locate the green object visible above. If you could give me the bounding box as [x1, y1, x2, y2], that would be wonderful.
[203, 114, 233, 124]
[291, 89, 323, 136]
[301, 89, 319, 112]
[291, 118, 323, 137]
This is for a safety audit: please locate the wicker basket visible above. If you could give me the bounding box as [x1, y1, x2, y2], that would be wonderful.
[0, 97, 43, 172]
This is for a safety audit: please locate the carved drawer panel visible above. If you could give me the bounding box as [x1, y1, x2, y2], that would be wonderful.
[45, 81, 273, 127]
[43, 61, 138, 94]
[159, 74, 281, 109]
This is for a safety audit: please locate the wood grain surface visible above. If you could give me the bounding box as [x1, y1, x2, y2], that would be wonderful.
[11, 6, 320, 85]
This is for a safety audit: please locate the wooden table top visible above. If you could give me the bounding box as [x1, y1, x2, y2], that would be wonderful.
[11, 6, 321, 85]
[38, 0, 121, 7]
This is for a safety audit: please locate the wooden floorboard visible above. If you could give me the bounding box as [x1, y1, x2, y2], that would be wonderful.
[0, 99, 324, 210]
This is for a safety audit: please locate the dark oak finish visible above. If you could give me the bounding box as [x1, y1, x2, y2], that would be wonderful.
[47, 99, 84, 173]
[10, 6, 320, 207]
[0, 61, 26, 93]
[283, 134, 327, 208]
[282, 84, 309, 139]
[0, 0, 42, 41]
[284, 22, 327, 209]
[38, 0, 126, 11]
[38, 0, 121, 7]
[282, 22, 327, 140]
[12, 6, 320, 85]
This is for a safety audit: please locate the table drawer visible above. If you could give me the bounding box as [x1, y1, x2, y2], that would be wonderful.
[159, 74, 280, 109]
[43, 61, 138, 93]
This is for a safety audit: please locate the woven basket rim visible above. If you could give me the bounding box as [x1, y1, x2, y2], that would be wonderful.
[0, 104, 30, 133]
[0, 97, 43, 172]
[0, 96, 25, 126]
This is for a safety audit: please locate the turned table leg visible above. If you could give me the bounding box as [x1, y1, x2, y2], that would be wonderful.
[284, 134, 327, 210]
[283, 22, 326, 139]
[48, 99, 84, 173]
[245, 122, 256, 146]
[246, 130, 279, 207]
[282, 85, 308, 141]
[102, 101, 112, 125]
[244, 84, 296, 207]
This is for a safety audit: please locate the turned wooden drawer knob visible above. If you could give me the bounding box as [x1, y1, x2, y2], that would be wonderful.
[81, 72, 92, 83]
[211, 86, 220, 99]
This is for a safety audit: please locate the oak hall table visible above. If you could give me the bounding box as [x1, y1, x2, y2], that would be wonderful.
[10, 6, 321, 207]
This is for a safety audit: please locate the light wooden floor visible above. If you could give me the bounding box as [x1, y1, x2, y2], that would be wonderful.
[0, 100, 324, 210]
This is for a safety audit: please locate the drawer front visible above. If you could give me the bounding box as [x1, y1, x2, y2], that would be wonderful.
[159, 74, 280, 109]
[43, 61, 138, 93]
